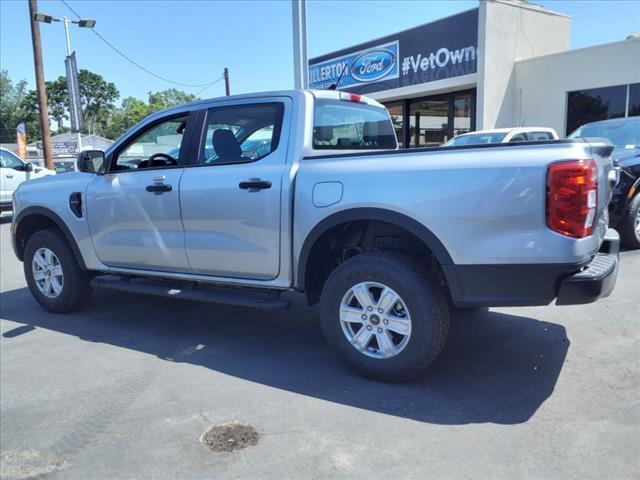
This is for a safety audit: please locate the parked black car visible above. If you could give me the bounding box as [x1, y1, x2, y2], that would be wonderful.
[569, 117, 640, 249]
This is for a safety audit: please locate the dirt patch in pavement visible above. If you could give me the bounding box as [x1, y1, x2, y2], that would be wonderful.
[0, 449, 67, 480]
[201, 422, 259, 453]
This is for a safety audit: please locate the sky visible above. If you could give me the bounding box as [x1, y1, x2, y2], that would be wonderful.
[1, 0, 639, 104]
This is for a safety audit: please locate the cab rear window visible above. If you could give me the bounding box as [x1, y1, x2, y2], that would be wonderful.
[313, 99, 397, 150]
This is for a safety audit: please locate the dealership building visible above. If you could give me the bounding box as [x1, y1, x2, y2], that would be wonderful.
[308, 0, 640, 147]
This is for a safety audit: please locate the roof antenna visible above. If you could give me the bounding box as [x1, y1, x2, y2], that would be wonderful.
[328, 60, 350, 91]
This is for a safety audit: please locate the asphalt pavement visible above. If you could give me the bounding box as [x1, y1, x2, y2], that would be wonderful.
[1, 214, 638, 479]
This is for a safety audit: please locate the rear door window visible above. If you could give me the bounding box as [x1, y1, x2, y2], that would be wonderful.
[200, 103, 283, 165]
[313, 99, 397, 150]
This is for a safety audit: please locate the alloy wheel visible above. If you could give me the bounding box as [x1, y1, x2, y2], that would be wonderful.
[32, 247, 64, 298]
[339, 281, 412, 359]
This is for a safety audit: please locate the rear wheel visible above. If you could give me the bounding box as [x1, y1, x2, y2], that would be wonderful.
[620, 194, 640, 249]
[24, 229, 92, 313]
[319, 251, 449, 382]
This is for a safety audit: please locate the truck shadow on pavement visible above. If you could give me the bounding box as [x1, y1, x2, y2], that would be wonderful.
[1, 287, 569, 425]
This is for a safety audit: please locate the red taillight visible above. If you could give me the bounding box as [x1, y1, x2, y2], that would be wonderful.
[546, 159, 598, 238]
[339, 92, 363, 103]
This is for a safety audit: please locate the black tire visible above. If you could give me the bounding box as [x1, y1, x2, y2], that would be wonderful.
[619, 194, 640, 249]
[319, 251, 449, 382]
[24, 228, 92, 313]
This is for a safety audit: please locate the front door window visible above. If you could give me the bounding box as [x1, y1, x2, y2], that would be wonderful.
[0, 150, 24, 169]
[112, 116, 187, 171]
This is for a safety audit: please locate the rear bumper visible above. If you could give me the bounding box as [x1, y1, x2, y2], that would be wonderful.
[556, 228, 619, 305]
[445, 229, 620, 307]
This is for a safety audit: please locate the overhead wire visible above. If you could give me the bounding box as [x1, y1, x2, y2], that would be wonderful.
[59, 0, 221, 90]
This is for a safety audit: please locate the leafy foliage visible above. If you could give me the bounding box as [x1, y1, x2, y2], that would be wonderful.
[148, 89, 197, 111]
[105, 89, 198, 140]
[0, 70, 39, 143]
[103, 96, 149, 140]
[0, 69, 199, 143]
[77, 69, 119, 136]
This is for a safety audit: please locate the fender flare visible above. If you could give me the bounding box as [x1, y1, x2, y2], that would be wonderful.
[296, 207, 455, 291]
[615, 176, 640, 219]
[628, 176, 640, 200]
[13, 206, 87, 270]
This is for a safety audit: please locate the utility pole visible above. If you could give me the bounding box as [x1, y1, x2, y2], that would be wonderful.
[28, 0, 53, 170]
[224, 68, 230, 96]
[291, 0, 308, 89]
[34, 10, 95, 156]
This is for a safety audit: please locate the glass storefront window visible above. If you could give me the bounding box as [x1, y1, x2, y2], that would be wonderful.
[629, 83, 640, 117]
[453, 93, 472, 136]
[385, 102, 405, 148]
[566, 85, 627, 134]
[409, 98, 449, 147]
[383, 89, 475, 148]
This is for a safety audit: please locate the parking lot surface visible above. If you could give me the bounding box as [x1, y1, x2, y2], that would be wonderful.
[1, 216, 638, 480]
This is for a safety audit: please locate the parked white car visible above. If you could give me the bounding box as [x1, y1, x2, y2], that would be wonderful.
[443, 127, 559, 146]
[0, 148, 55, 212]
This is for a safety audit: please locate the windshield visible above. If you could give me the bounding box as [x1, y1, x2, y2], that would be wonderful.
[444, 132, 507, 146]
[568, 118, 640, 148]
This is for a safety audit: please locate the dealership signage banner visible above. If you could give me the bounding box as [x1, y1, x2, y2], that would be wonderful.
[65, 51, 84, 133]
[308, 9, 478, 94]
[308, 40, 399, 90]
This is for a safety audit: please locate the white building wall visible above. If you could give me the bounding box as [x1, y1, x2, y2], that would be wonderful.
[514, 38, 640, 135]
[476, 0, 571, 129]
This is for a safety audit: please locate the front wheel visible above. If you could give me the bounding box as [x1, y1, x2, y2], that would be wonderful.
[619, 194, 640, 249]
[24, 228, 93, 313]
[319, 251, 450, 382]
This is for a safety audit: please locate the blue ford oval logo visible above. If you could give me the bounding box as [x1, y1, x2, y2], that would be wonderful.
[351, 49, 396, 82]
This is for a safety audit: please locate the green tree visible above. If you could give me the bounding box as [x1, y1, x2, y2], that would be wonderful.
[77, 69, 119, 136]
[104, 96, 149, 140]
[45, 77, 69, 132]
[0, 70, 39, 142]
[19, 89, 43, 138]
[148, 88, 197, 112]
[105, 89, 198, 140]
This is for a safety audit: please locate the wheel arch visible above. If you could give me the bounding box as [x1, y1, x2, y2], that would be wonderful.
[13, 206, 87, 270]
[296, 208, 457, 304]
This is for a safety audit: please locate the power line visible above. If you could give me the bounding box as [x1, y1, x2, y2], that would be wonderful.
[195, 75, 225, 97]
[59, 0, 218, 89]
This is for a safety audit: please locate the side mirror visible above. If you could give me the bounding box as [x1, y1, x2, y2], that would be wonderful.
[14, 162, 33, 172]
[77, 150, 105, 174]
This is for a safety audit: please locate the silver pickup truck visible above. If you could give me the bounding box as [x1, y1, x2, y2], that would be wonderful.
[11, 90, 620, 381]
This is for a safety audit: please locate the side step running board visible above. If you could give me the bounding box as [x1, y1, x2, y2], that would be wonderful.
[91, 276, 290, 310]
